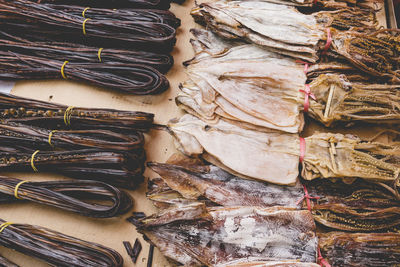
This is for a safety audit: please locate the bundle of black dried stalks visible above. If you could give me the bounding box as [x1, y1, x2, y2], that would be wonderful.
[0, 177, 133, 217]
[0, 219, 124, 266]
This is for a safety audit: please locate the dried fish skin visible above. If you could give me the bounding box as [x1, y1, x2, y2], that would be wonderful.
[303, 132, 400, 182]
[148, 154, 303, 208]
[168, 114, 300, 185]
[306, 179, 400, 231]
[308, 74, 400, 126]
[179, 29, 305, 133]
[319, 232, 400, 267]
[136, 205, 317, 266]
[193, 1, 323, 62]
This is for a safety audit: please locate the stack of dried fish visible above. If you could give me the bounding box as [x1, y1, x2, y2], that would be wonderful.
[192, 1, 378, 62]
[0, 177, 133, 217]
[0, 219, 123, 266]
[168, 114, 400, 186]
[0, 93, 153, 188]
[133, 203, 318, 266]
[0, 0, 180, 94]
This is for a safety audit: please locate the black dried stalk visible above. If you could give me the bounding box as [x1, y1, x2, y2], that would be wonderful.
[0, 93, 154, 132]
[0, 149, 145, 189]
[147, 244, 154, 267]
[0, 31, 174, 74]
[47, 6, 180, 29]
[0, 123, 144, 153]
[0, 0, 176, 52]
[0, 254, 19, 267]
[33, 0, 172, 9]
[0, 218, 124, 267]
[0, 51, 169, 94]
[0, 177, 133, 218]
[132, 238, 142, 263]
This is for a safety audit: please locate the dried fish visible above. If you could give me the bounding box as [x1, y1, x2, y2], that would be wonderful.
[0, 176, 133, 218]
[308, 74, 400, 126]
[148, 153, 303, 208]
[0, 219, 124, 267]
[168, 115, 400, 185]
[179, 29, 305, 133]
[134, 203, 317, 266]
[192, 1, 377, 62]
[319, 232, 400, 266]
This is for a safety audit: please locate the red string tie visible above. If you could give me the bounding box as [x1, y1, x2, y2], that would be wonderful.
[318, 247, 332, 267]
[295, 60, 311, 74]
[322, 28, 332, 55]
[299, 84, 316, 113]
[296, 184, 320, 212]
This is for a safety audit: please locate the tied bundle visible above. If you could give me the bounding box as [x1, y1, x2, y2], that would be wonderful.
[31, 0, 173, 9]
[0, 93, 154, 133]
[0, 219, 124, 266]
[0, 31, 174, 73]
[0, 177, 133, 218]
[0, 0, 177, 51]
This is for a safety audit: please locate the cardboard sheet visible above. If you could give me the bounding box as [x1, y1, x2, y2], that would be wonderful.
[0, 1, 389, 266]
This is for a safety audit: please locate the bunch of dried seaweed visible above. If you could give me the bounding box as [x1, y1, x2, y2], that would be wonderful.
[46, 5, 180, 28]
[192, 1, 377, 62]
[0, 93, 154, 133]
[308, 74, 400, 126]
[0, 31, 174, 74]
[0, 219, 123, 266]
[319, 232, 400, 266]
[133, 203, 318, 266]
[0, 0, 176, 52]
[0, 149, 145, 188]
[0, 177, 133, 218]
[30, 0, 172, 9]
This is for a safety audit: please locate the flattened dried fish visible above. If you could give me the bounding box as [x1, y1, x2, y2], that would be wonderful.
[179, 29, 305, 133]
[148, 154, 303, 208]
[319, 232, 400, 266]
[135, 203, 318, 266]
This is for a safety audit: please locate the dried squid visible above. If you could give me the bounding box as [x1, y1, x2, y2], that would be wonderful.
[148, 154, 400, 232]
[168, 114, 400, 185]
[192, 0, 377, 62]
[179, 29, 305, 133]
[133, 203, 318, 266]
[319, 232, 400, 266]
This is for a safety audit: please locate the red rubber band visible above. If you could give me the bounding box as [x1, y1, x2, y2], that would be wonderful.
[296, 184, 320, 212]
[299, 137, 306, 162]
[299, 84, 316, 112]
[318, 247, 332, 267]
[295, 60, 310, 74]
[322, 28, 332, 55]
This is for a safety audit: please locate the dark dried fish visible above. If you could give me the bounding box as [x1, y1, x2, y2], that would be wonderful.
[0, 176, 133, 217]
[134, 203, 318, 266]
[0, 219, 124, 267]
[319, 232, 400, 267]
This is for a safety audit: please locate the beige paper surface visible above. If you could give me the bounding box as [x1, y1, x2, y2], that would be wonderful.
[0, 1, 388, 266]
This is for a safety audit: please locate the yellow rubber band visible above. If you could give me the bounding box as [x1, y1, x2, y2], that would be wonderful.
[63, 106, 74, 126]
[82, 7, 90, 18]
[48, 130, 58, 147]
[83, 18, 91, 35]
[30, 150, 40, 172]
[14, 181, 28, 200]
[98, 48, 103, 62]
[0, 222, 13, 234]
[61, 61, 68, 79]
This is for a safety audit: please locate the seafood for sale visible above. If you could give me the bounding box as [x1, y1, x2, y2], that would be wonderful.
[134, 203, 318, 266]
